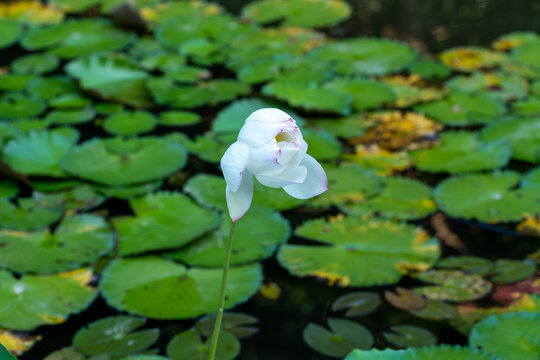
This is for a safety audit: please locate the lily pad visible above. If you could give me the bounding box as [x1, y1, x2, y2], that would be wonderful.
[242, 0, 351, 28]
[100, 256, 262, 319]
[409, 59, 451, 80]
[513, 39, 540, 68]
[103, 111, 157, 136]
[95, 102, 125, 115]
[66, 54, 152, 108]
[480, 116, 540, 163]
[158, 111, 200, 127]
[0, 1, 64, 25]
[308, 114, 371, 139]
[12, 53, 59, 75]
[302, 128, 341, 161]
[493, 31, 539, 51]
[445, 72, 528, 102]
[409, 300, 458, 321]
[0, 268, 96, 330]
[21, 19, 134, 58]
[383, 75, 446, 108]
[94, 180, 162, 200]
[437, 256, 494, 276]
[303, 318, 373, 357]
[200, 79, 251, 104]
[0, 198, 63, 230]
[113, 192, 220, 256]
[331, 292, 381, 317]
[165, 206, 290, 267]
[310, 38, 417, 76]
[166, 329, 240, 360]
[469, 312, 540, 360]
[0, 19, 21, 49]
[0, 93, 46, 119]
[0, 180, 18, 199]
[325, 78, 395, 111]
[491, 259, 536, 284]
[410, 131, 512, 173]
[195, 312, 258, 339]
[73, 316, 159, 357]
[33, 184, 105, 212]
[278, 216, 440, 287]
[3, 127, 80, 177]
[0, 214, 113, 274]
[414, 270, 492, 302]
[0, 74, 33, 91]
[49, 94, 92, 109]
[61, 136, 188, 186]
[343, 145, 412, 175]
[512, 95, 540, 116]
[383, 325, 437, 348]
[26, 75, 78, 100]
[147, 77, 213, 109]
[345, 345, 496, 360]
[45, 108, 96, 125]
[434, 171, 540, 222]
[440, 46, 508, 72]
[414, 92, 506, 126]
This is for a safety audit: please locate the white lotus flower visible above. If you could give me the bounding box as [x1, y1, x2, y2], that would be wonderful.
[220, 108, 328, 222]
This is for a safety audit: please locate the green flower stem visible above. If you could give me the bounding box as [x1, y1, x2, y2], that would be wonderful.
[208, 221, 237, 360]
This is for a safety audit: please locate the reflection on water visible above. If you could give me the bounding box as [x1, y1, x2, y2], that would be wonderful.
[217, 0, 540, 53]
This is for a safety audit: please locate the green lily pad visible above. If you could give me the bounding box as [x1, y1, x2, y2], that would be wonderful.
[113, 192, 220, 256]
[0, 198, 63, 230]
[414, 270, 492, 302]
[12, 53, 59, 75]
[383, 77, 446, 108]
[437, 256, 494, 276]
[0, 93, 46, 119]
[0, 342, 16, 360]
[409, 59, 451, 80]
[31, 179, 82, 192]
[3, 127, 79, 177]
[0, 19, 21, 49]
[165, 66, 211, 84]
[45, 108, 96, 125]
[184, 173, 306, 211]
[158, 111, 200, 127]
[200, 79, 251, 104]
[434, 171, 540, 222]
[311, 38, 417, 76]
[441, 46, 508, 72]
[49, 94, 92, 109]
[66, 54, 152, 108]
[410, 131, 512, 173]
[331, 292, 381, 317]
[100, 256, 262, 319]
[409, 300, 458, 321]
[345, 345, 496, 360]
[61, 136, 187, 186]
[95, 103, 124, 115]
[512, 95, 540, 116]
[21, 19, 134, 58]
[309, 164, 382, 208]
[446, 72, 528, 102]
[49, 0, 101, 13]
[263, 80, 351, 115]
[279, 216, 440, 287]
[493, 31, 540, 51]
[384, 287, 425, 311]
[0, 74, 34, 91]
[0, 269, 96, 330]
[147, 77, 213, 109]
[94, 180, 162, 200]
[140, 53, 187, 72]
[302, 128, 341, 161]
[103, 111, 157, 136]
[165, 206, 290, 267]
[242, 0, 351, 28]
[480, 116, 540, 163]
[166, 329, 239, 360]
[26, 76, 78, 100]
[73, 316, 159, 357]
[325, 78, 395, 111]
[170, 132, 234, 164]
[33, 184, 105, 212]
[0, 180, 18, 199]
[303, 318, 373, 357]
[383, 325, 437, 348]
[195, 312, 258, 339]
[470, 312, 540, 360]
[491, 259, 536, 284]
[344, 177, 436, 220]
[307, 114, 371, 139]
[513, 39, 540, 68]
[0, 214, 113, 274]
[414, 92, 506, 126]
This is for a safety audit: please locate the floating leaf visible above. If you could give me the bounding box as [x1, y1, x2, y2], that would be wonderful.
[0, 180, 18, 199]
[195, 312, 258, 339]
[384, 287, 426, 311]
[470, 312, 540, 360]
[434, 171, 540, 222]
[0, 74, 33, 91]
[325, 78, 395, 111]
[302, 128, 341, 161]
[0, 198, 62, 231]
[158, 111, 200, 127]
[414, 92, 506, 126]
[26, 75, 78, 100]
[331, 292, 381, 317]
[303, 318, 373, 357]
[311, 38, 417, 76]
[100, 256, 262, 319]
[345, 177, 436, 220]
[147, 77, 213, 109]
[441, 46, 508, 72]
[409, 300, 458, 321]
[3, 127, 79, 177]
[480, 116, 540, 163]
[166, 330, 239, 360]
[383, 75, 446, 107]
[0, 268, 96, 330]
[165, 206, 290, 267]
[491, 259, 536, 284]
[343, 144, 412, 175]
[279, 216, 440, 287]
[0, 342, 16, 360]
[49, 93, 92, 109]
[409, 59, 451, 80]
[242, 0, 351, 28]
[345, 345, 496, 360]
[113, 192, 220, 256]
[0, 20, 22, 49]
[103, 111, 157, 136]
[410, 131, 512, 173]
[437, 256, 494, 276]
[33, 184, 105, 212]
[414, 270, 492, 302]
[383, 325, 437, 348]
[44, 108, 95, 125]
[66, 54, 152, 108]
[493, 31, 539, 51]
[94, 180, 162, 200]
[513, 39, 540, 68]
[512, 95, 540, 116]
[171, 132, 233, 164]
[61, 136, 187, 186]
[0, 93, 46, 119]
[73, 316, 159, 357]
[12, 53, 59, 75]
[0, 1, 64, 25]
[445, 72, 528, 102]
[308, 114, 371, 139]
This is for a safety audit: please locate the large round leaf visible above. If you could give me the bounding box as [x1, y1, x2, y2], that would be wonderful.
[166, 329, 240, 360]
[100, 256, 262, 319]
[345, 345, 497, 360]
[414, 270, 492, 302]
[325, 78, 395, 111]
[0, 198, 62, 231]
[61, 136, 187, 186]
[0, 214, 113, 274]
[513, 40, 540, 68]
[0, 19, 22, 49]
[0, 93, 46, 119]
[278, 216, 440, 287]
[113, 192, 220, 256]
